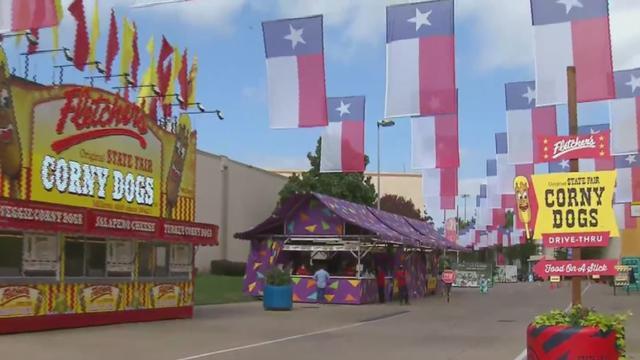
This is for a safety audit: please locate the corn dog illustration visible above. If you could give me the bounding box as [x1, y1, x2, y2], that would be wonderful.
[165, 114, 191, 218]
[513, 176, 532, 239]
[0, 47, 23, 199]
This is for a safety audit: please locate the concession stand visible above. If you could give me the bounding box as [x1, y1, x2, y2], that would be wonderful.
[236, 193, 461, 304]
[0, 58, 218, 334]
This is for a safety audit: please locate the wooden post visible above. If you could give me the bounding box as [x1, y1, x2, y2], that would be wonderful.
[567, 66, 582, 306]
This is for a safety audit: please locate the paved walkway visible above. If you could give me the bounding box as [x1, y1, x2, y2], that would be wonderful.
[0, 282, 637, 359]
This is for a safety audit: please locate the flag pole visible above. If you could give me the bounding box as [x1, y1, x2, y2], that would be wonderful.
[567, 66, 582, 306]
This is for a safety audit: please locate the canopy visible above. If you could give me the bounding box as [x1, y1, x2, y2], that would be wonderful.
[235, 192, 457, 250]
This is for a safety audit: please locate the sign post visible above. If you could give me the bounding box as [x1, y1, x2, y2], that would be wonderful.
[567, 66, 582, 306]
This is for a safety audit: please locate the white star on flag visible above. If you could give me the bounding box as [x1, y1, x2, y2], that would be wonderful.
[284, 24, 305, 49]
[627, 74, 640, 93]
[522, 86, 536, 104]
[556, 0, 583, 14]
[407, 8, 432, 31]
[335, 101, 351, 117]
[590, 128, 600, 135]
[560, 160, 570, 169]
[626, 154, 637, 164]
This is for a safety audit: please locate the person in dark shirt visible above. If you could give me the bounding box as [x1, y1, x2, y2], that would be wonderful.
[395, 264, 409, 305]
[376, 267, 386, 303]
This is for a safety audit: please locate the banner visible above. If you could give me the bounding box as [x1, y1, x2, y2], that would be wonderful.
[533, 259, 617, 279]
[537, 132, 610, 163]
[532, 171, 619, 240]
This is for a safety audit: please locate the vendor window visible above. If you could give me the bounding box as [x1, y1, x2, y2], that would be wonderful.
[64, 238, 106, 278]
[155, 244, 169, 277]
[0, 233, 22, 277]
[138, 243, 170, 278]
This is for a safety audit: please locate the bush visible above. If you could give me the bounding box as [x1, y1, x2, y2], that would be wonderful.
[210, 260, 246, 276]
[265, 267, 292, 286]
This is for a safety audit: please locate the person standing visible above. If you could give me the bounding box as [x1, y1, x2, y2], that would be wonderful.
[442, 267, 456, 303]
[376, 267, 386, 303]
[313, 266, 330, 304]
[395, 264, 409, 305]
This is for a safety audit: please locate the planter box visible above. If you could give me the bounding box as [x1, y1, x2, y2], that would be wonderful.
[527, 324, 619, 359]
[263, 284, 293, 311]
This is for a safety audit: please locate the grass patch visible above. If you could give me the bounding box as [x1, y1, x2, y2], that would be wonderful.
[194, 274, 255, 305]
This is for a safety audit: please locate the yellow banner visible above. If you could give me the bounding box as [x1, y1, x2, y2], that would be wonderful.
[532, 171, 619, 239]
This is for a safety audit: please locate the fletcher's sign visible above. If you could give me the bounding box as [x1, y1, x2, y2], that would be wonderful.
[537, 132, 610, 163]
[532, 171, 619, 240]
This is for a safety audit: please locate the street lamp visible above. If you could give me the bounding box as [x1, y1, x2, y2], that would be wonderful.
[376, 119, 395, 210]
[461, 194, 470, 221]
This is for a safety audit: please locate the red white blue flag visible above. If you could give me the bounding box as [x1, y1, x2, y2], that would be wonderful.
[411, 114, 459, 169]
[0, 0, 60, 34]
[614, 203, 637, 230]
[385, 0, 456, 117]
[614, 153, 640, 204]
[577, 124, 614, 171]
[262, 16, 327, 129]
[320, 96, 365, 173]
[610, 68, 640, 155]
[422, 167, 457, 210]
[486, 159, 501, 209]
[531, 0, 614, 105]
[495, 133, 515, 195]
[505, 81, 557, 164]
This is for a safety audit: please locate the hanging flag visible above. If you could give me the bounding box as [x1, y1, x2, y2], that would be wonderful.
[486, 159, 501, 209]
[505, 81, 557, 164]
[0, 0, 60, 34]
[614, 153, 640, 204]
[320, 96, 365, 173]
[159, 61, 172, 117]
[548, 159, 571, 173]
[188, 55, 198, 104]
[262, 15, 327, 128]
[577, 124, 614, 171]
[131, 0, 192, 8]
[610, 68, 640, 155]
[530, 0, 614, 106]
[156, 36, 173, 96]
[411, 114, 459, 169]
[178, 50, 188, 110]
[27, 28, 39, 54]
[614, 203, 637, 230]
[88, 0, 99, 67]
[131, 23, 140, 86]
[51, 0, 64, 56]
[120, 17, 135, 86]
[68, 0, 89, 70]
[422, 167, 457, 210]
[385, 0, 456, 118]
[495, 132, 515, 195]
[105, 9, 119, 80]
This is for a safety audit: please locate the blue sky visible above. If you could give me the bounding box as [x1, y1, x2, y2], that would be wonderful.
[3, 0, 639, 194]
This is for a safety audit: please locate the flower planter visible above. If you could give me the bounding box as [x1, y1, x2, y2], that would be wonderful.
[263, 284, 293, 311]
[527, 324, 619, 359]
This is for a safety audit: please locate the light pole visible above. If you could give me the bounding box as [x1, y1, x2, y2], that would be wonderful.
[376, 119, 395, 210]
[461, 194, 470, 221]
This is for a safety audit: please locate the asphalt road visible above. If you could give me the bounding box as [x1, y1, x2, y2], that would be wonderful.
[1, 282, 637, 360]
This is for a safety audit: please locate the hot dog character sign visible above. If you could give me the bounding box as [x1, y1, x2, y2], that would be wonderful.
[165, 114, 191, 218]
[514, 176, 532, 239]
[0, 47, 23, 199]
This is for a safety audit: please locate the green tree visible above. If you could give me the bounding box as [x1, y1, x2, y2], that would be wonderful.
[279, 138, 377, 205]
[379, 194, 422, 219]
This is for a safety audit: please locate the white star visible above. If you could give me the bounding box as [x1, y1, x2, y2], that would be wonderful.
[626, 74, 640, 94]
[522, 86, 536, 104]
[284, 24, 305, 49]
[590, 128, 601, 135]
[335, 101, 351, 117]
[556, 0, 583, 14]
[560, 160, 570, 169]
[407, 8, 432, 31]
[626, 154, 637, 164]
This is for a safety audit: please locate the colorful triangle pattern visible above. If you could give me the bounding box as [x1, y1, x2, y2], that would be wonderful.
[291, 277, 301, 285]
[300, 212, 310, 222]
[345, 294, 356, 302]
[305, 225, 317, 233]
[256, 272, 264, 279]
[348, 280, 360, 288]
[292, 293, 301, 302]
[321, 221, 330, 231]
[253, 262, 262, 270]
[306, 279, 316, 289]
[329, 281, 339, 290]
[307, 292, 317, 301]
[324, 294, 335, 303]
[248, 282, 256, 292]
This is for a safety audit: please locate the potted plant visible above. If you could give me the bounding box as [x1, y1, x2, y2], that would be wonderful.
[263, 267, 293, 311]
[527, 306, 630, 359]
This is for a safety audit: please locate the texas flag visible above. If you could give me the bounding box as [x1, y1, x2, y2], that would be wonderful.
[578, 124, 614, 171]
[530, 0, 614, 106]
[548, 159, 571, 173]
[614, 203, 637, 230]
[422, 167, 457, 210]
[614, 153, 640, 204]
[385, 0, 456, 118]
[495, 133, 515, 195]
[320, 96, 365, 173]
[411, 114, 459, 169]
[486, 159, 501, 209]
[610, 68, 640, 155]
[0, 0, 60, 34]
[262, 16, 327, 129]
[505, 81, 557, 164]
